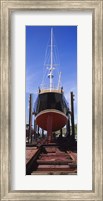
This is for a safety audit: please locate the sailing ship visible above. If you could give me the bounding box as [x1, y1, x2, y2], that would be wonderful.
[34, 28, 69, 142]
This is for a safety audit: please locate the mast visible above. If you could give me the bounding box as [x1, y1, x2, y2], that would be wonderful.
[47, 28, 61, 91]
[48, 28, 54, 91]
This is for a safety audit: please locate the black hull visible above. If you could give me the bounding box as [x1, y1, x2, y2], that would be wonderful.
[34, 92, 69, 131]
[34, 92, 69, 116]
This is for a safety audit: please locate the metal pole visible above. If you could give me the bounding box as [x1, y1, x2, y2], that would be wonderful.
[50, 28, 53, 91]
[37, 125, 39, 136]
[66, 115, 70, 138]
[42, 129, 44, 138]
[34, 118, 37, 140]
[70, 92, 75, 140]
[60, 128, 62, 137]
[28, 94, 32, 144]
[27, 126, 29, 143]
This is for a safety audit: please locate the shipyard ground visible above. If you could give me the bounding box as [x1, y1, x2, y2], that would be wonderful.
[26, 137, 77, 175]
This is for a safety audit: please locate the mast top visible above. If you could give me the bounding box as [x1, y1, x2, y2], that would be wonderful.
[40, 28, 62, 93]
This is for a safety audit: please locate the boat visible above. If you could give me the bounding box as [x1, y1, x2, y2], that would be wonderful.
[34, 28, 69, 142]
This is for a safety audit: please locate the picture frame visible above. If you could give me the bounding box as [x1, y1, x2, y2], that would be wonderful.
[0, 0, 102, 200]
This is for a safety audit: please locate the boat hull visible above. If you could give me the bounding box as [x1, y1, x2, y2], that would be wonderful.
[34, 91, 69, 132]
[36, 109, 68, 131]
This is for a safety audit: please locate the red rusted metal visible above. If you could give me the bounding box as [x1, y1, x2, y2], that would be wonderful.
[67, 151, 77, 162]
[36, 111, 67, 132]
[47, 115, 52, 143]
[26, 144, 77, 175]
[26, 147, 38, 164]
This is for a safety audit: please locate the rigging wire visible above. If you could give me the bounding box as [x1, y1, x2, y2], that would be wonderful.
[41, 28, 62, 89]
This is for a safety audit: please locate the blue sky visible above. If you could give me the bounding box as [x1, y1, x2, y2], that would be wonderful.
[26, 26, 77, 124]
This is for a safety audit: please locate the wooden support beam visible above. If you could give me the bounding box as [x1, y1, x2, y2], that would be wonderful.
[28, 94, 32, 143]
[70, 91, 75, 141]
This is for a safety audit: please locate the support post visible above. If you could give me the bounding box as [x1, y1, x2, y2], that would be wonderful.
[34, 118, 37, 140]
[66, 115, 70, 138]
[28, 94, 32, 143]
[60, 128, 62, 137]
[70, 92, 75, 141]
[42, 129, 44, 138]
[37, 126, 39, 134]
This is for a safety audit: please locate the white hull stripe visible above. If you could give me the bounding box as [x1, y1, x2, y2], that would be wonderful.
[35, 109, 68, 120]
